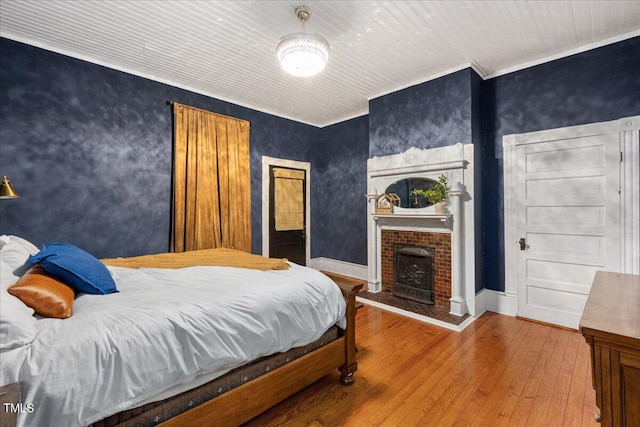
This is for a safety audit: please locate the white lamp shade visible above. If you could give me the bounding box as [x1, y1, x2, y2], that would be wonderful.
[277, 32, 330, 77]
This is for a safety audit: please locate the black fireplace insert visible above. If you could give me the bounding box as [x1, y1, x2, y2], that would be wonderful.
[393, 243, 435, 305]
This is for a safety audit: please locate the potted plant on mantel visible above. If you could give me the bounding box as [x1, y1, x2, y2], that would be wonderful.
[411, 175, 450, 214]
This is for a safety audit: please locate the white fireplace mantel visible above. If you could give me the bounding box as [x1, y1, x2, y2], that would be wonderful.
[366, 143, 477, 317]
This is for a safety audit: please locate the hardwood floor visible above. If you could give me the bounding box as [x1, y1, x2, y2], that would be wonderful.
[243, 306, 599, 426]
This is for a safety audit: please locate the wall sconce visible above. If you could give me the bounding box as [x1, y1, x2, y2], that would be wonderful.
[0, 176, 20, 199]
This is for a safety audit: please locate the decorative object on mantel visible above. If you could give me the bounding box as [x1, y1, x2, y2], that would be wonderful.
[388, 193, 401, 207]
[375, 193, 396, 214]
[433, 203, 446, 215]
[410, 175, 449, 214]
[0, 175, 20, 199]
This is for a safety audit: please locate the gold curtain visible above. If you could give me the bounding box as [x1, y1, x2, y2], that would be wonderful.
[171, 103, 251, 253]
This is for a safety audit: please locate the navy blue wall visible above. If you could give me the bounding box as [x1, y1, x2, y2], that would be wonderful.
[481, 36, 640, 292]
[470, 71, 484, 293]
[310, 115, 369, 264]
[369, 68, 479, 157]
[0, 38, 319, 258]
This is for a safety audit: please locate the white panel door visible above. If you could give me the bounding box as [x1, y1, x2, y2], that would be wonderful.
[515, 133, 621, 329]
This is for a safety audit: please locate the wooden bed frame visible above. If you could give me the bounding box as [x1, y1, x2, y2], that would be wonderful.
[155, 280, 363, 427]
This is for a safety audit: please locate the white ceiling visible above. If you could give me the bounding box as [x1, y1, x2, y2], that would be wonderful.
[1, 1, 639, 127]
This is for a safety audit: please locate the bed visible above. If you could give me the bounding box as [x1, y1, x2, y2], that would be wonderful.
[0, 236, 362, 427]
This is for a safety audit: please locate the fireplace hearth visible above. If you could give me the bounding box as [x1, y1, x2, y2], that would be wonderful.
[393, 244, 435, 305]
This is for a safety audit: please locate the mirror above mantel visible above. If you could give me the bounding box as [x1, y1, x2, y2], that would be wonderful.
[385, 177, 438, 209]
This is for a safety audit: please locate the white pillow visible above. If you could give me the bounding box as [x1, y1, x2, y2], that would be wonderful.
[0, 235, 39, 273]
[7, 235, 39, 255]
[1, 259, 37, 351]
[0, 258, 18, 289]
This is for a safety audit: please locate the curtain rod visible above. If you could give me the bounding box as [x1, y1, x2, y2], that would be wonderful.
[164, 101, 250, 126]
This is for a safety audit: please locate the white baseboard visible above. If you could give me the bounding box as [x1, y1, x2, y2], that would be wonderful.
[476, 288, 517, 317]
[307, 257, 368, 280]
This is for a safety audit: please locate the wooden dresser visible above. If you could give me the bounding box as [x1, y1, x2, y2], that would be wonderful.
[579, 271, 640, 426]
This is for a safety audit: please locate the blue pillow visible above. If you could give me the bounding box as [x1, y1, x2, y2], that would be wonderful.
[27, 242, 117, 295]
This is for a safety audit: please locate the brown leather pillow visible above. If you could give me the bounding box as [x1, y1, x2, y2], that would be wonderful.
[8, 265, 75, 318]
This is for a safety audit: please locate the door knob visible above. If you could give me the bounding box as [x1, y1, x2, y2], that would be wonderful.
[519, 238, 526, 251]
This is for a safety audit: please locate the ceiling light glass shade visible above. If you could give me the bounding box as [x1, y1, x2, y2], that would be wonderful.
[277, 32, 330, 77]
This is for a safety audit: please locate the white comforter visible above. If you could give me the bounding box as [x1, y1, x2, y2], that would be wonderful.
[5, 263, 346, 427]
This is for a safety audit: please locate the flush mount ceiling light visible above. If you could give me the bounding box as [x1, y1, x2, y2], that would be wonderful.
[276, 5, 330, 77]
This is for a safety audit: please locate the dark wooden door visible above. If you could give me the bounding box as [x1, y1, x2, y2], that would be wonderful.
[269, 166, 306, 265]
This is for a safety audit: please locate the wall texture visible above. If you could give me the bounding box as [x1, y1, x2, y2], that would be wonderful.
[2, 34, 638, 296]
[470, 70, 484, 293]
[481, 36, 640, 292]
[310, 116, 369, 265]
[369, 68, 479, 157]
[0, 38, 319, 258]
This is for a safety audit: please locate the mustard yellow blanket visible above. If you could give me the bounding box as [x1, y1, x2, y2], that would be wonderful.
[101, 247, 289, 271]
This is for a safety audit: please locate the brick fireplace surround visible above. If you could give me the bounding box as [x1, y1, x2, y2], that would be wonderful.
[381, 230, 451, 307]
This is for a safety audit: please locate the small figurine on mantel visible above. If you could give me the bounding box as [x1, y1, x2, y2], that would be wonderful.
[375, 193, 396, 214]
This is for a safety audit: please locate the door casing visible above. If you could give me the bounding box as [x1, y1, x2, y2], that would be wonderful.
[269, 166, 306, 265]
[262, 156, 311, 263]
[503, 116, 640, 326]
